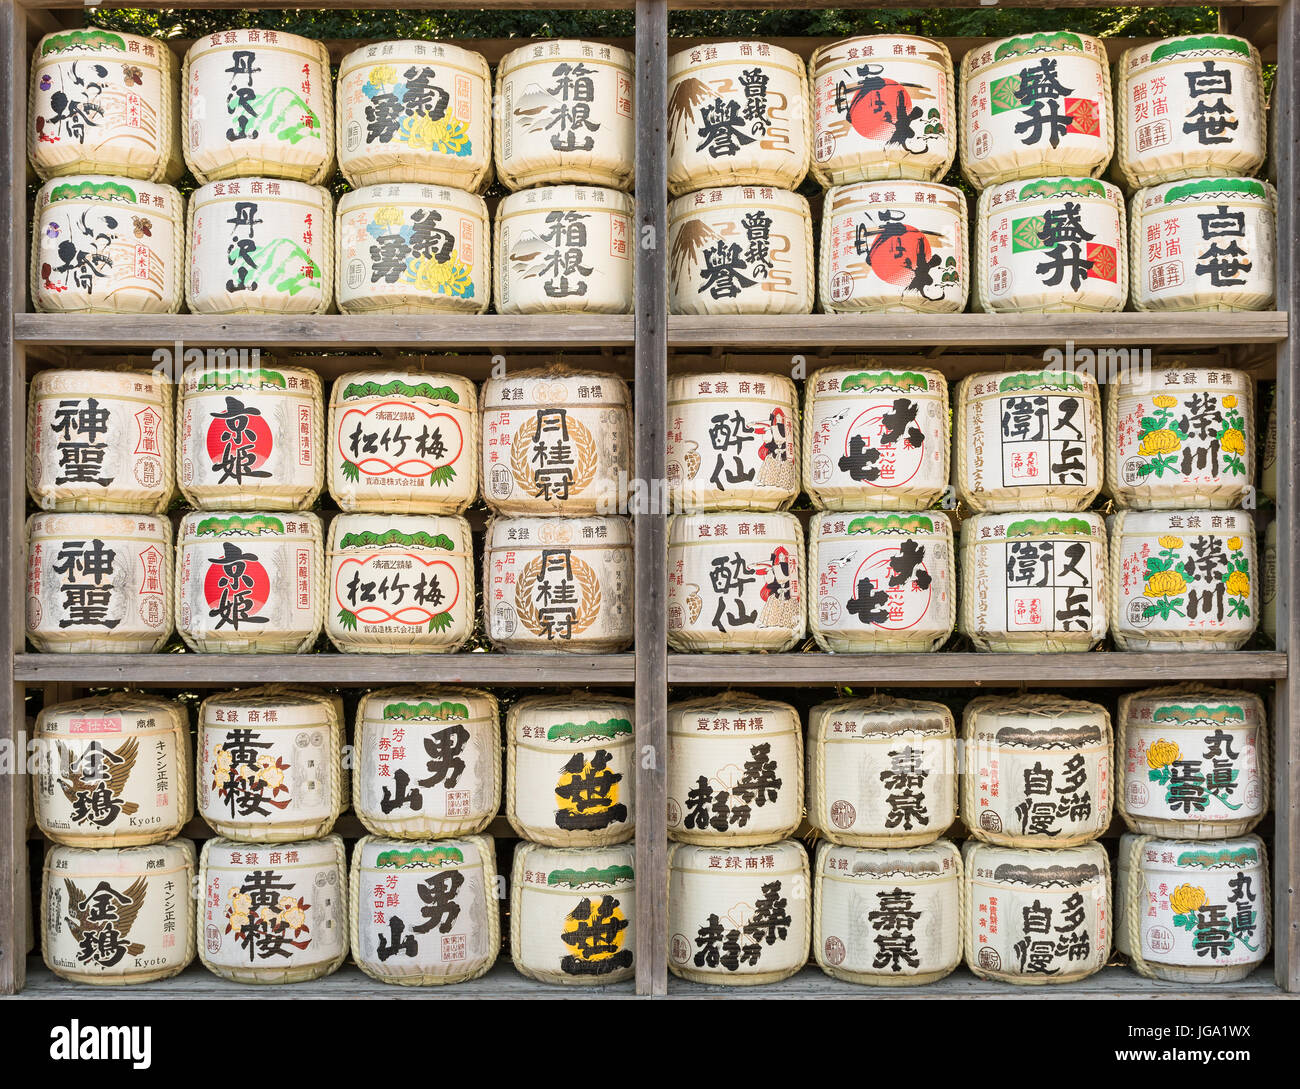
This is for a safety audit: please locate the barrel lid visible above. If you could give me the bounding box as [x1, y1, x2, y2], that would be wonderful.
[487, 514, 631, 548]
[180, 510, 322, 538]
[336, 181, 487, 219]
[962, 512, 1106, 541]
[333, 370, 476, 407]
[1137, 836, 1265, 870]
[816, 511, 951, 539]
[337, 38, 489, 78]
[819, 839, 960, 878]
[670, 184, 809, 221]
[328, 513, 472, 551]
[38, 175, 180, 212]
[481, 366, 629, 409]
[808, 365, 945, 393]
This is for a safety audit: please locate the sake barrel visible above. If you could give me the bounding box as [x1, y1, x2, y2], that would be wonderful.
[667, 371, 799, 512]
[1107, 367, 1254, 509]
[803, 365, 949, 511]
[33, 694, 191, 848]
[198, 834, 347, 984]
[960, 32, 1113, 190]
[483, 516, 633, 653]
[814, 840, 962, 985]
[666, 693, 801, 846]
[182, 29, 333, 184]
[354, 687, 500, 839]
[495, 186, 634, 314]
[975, 177, 1127, 313]
[1130, 178, 1276, 311]
[507, 693, 635, 847]
[336, 183, 488, 314]
[963, 841, 1110, 984]
[186, 178, 333, 314]
[1115, 35, 1266, 190]
[495, 40, 635, 192]
[197, 686, 345, 842]
[27, 368, 174, 514]
[958, 513, 1109, 653]
[42, 839, 195, 985]
[326, 515, 473, 654]
[32, 176, 183, 314]
[179, 363, 323, 510]
[30, 29, 181, 182]
[511, 842, 636, 985]
[668, 186, 814, 315]
[1260, 382, 1277, 501]
[26, 512, 172, 654]
[350, 834, 499, 985]
[1109, 509, 1256, 650]
[667, 512, 806, 652]
[808, 35, 956, 186]
[1262, 520, 1278, 645]
[668, 840, 810, 986]
[955, 369, 1104, 512]
[336, 40, 492, 191]
[1117, 686, 1268, 838]
[667, 41, 810, 196]
[328, 370, 477, 514]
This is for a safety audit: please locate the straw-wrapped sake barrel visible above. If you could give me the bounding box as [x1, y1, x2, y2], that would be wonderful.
[511, 842, 636, 984]
[353, 687, 500, 839]
[42, 839, 195, 985]
[1262, 520, 1278, 644]
[182, 29, 333, 184]
[336, 40, 492, 191]
[495, 40, 635, 192]
[350, 834, 499, 985]
[198, 834, 347, 984]
[32, 176, 183, 314]
[667, 41, 810, 196]
[27, 512, 172, 654]
[814, 840, 962, 985]
[34, 694, 192, 848]
[808, 35, 955, 186]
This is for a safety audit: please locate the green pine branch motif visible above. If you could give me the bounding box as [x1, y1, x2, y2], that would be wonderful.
[342, 379, 461, 403]
[338, 530, 455, 551]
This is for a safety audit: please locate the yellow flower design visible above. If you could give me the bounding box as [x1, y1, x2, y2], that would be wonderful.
[1226, 570, 1250, 597]
[1152, 395, 1178, 408]
[226, 888, 252, 930]
[1139, 428, 1181, 455]
[1158, 535, 1183, 550]
[1145, 569, 1187, 598]
[368, 64, 397, 87]
[373, 205, 405, 230]
[278, 899, 307, 931]
[1147, 738, 1180, 769]
[1221, 428, 1246, 455]
[1227, 536, 1243, 551]
[1222, 395, 1238, 409]
[254, 754, 284, 790]
[1170, 884, 1207, 916]
[409, 253, 472, 296]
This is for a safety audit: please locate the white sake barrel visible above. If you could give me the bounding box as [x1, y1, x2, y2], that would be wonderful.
[814, 840, 962, 985]
[1262, 520, 1278, 644]
[32, 176, 183, 314]
[326, 515, 473, 654]
[198, 834, 347, 984]
[186, 178, 332, 314]
[336, 40, 491, 191]
[176, 511, 324, 654]
[328, 370, 477, 514]
[962, 695, 1113, 848]
[975, 177, 1126, 312]
[809, 35, 955, 186]
[179, 363, 323, 510]
[667, 41, 810, 196]
[667, 694, 801, 847]
[955, 369, 1104, 512]
[1117, 687, 1268, 838]
[495, 186, 634, 314]
[182, 29, 333, 184]
[803, 366, 949, 511]
[668, 186, 813, 314]
[30, 29, 181, 182]
[26, 512, 172, 654]
[511, 842, 636, 985]
[42, 839, 195, 985]
[507, 693, 635, 847]
[1107, 367, 1254, 509]
[495, 40, 635, 191]
[27, 368, 174, 514]
[197, 686, 345, 842]
[482, 367, 631, 515]
[354, 687, 500, 839]
[350, 834, 499, 986]
[959, 512, 1109, 653]
[337, 183, 488, 313]
[807, 696, 956, 847]
[960, 32, 1112, 190]
[820, 181, 968, 313]
[667, 371, 798, 512]
[1109, 509, 1256, 650]
[964, 841, 1110, 984]
[667, 512, 805, 652]
[1130, 178, 1275, 311]
[483, 516, 633, 653]
[34, 694, 191, 848]
[1115, 35, 1266, 190]
[1261, 384, 1277, 501]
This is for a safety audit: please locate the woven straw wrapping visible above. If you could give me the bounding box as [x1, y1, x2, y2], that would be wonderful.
[1263, 520, 1278, 644]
